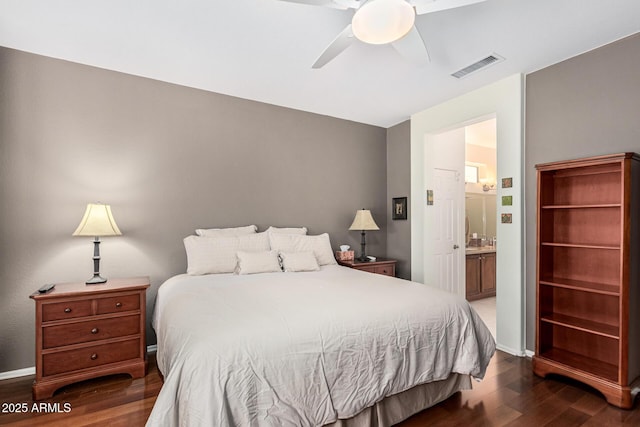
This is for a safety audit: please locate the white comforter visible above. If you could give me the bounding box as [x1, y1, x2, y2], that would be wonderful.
[147, 265, 495, 427]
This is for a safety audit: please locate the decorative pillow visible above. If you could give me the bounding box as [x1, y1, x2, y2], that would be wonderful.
[279, 251, 320, 272]
[236, 250, 282, 275]
[195, 225, 257, 237]
[266, 226, 308, 235]
[184, 233, 270, 275]
[269, 233, 337, 266]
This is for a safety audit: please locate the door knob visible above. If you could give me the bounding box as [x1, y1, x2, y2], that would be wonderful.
[453, 244, 459, 249]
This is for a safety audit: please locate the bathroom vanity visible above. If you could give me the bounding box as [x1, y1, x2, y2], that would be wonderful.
[465, 247, 496, 301]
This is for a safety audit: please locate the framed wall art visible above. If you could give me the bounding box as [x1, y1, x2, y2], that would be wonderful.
[392, 197, 407, 220]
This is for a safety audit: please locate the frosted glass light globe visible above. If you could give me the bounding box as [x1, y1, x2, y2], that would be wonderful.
[352, 0, 416, 45]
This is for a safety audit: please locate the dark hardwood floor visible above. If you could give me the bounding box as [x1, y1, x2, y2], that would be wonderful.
[1, 351, 639, 426]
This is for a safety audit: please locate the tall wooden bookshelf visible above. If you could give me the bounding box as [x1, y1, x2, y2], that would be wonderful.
[533, 153, 640, 409]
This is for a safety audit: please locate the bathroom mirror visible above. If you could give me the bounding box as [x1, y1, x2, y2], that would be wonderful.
[465, 193, 497, 245]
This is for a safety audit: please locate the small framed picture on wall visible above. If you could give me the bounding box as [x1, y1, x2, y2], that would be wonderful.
[392, 197, 408, 220]
[501, 213, 513, 224]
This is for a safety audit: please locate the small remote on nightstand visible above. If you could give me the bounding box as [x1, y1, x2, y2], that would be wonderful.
[38, 283, 55, 293]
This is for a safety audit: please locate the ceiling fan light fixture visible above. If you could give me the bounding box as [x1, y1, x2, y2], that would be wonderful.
[352, 0, 415, 45]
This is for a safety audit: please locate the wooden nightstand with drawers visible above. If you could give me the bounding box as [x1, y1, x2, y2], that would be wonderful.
[337, 257, 397, 277]
[30, 276, 150, 400]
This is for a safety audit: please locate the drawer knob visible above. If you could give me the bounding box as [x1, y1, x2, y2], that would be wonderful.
[90, 353, 98, 360]
[64, 308, 72, 313]
[115, 302, 122, 308]
[91, 328, 99, 334]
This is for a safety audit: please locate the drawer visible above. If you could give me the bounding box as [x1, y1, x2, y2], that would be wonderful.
[43, 314, 140, 349]
[374, 265, 395, 276]
[43, 338, 141, 377]
[355, 265, 377, 273]
[42, 300, 92, 322]
[96, 293, 140, 315]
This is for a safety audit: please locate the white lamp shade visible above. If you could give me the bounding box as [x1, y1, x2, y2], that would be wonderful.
[352, 0, 415, 45]
[72, 203, 122, 237]
[349, 209, 380, 231]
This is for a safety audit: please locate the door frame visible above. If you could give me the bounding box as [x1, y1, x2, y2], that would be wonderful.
[410, 74, 525, 356]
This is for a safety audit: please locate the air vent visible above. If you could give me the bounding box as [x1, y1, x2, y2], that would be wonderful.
[451, 54, 504, 79]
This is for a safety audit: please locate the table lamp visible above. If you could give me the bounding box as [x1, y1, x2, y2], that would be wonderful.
[349, 209, 379, 262]
[73, 203, 122, 284]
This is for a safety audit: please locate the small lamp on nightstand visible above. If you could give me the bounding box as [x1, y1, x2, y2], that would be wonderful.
[349, 209, 379, 262]
[73, 203, 122, 284]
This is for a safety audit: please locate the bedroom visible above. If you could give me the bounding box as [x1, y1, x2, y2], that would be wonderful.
[1, 0, 640, 425]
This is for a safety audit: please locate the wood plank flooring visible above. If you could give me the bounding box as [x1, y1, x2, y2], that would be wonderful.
[0, 351, 638, 426]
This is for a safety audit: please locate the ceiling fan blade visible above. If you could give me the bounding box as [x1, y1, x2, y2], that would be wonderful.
[312, 24, 355, 69]
[391, 26, 430, 66]
[410, 0, 486, 15]
[275, 0, 353, 10]
[333, 0, 362, 9]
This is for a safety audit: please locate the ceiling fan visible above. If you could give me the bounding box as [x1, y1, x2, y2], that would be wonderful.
[277, 0, 487, 68]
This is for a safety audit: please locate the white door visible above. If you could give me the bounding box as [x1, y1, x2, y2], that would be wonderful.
[433, 168, 460, 294]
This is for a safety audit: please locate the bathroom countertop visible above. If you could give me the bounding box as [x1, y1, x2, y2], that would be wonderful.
[466, 246, 497, 255]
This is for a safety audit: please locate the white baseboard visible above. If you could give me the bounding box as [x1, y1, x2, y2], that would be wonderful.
[496, 343, 527, 357]
[0, 344, 158, 381]
[495, 343, 535, 358]
[0, 366, 35, 381]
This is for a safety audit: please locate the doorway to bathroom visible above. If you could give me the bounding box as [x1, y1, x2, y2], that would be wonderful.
[464, 118, 497, 338]
[411, 74, 524, 355]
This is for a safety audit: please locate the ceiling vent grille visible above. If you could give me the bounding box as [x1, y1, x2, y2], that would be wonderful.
[451, 54, 504, 79]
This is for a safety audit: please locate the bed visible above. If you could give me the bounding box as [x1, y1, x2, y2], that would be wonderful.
[146, 261, 495, 426]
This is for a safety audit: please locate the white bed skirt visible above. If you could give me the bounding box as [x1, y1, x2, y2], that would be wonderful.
[326, 373, 471, 427]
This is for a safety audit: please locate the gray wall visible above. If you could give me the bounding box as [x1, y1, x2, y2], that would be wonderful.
[0, 47, 387, 372]
[525, 33, 640, 350]
[386, 120, 411, 279]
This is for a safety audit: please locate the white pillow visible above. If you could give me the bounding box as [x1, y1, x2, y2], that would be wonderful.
[266, 226, 308, 235]
[269, 233, 337, 266]
[236, 250, 282, 275]
[184, 233, 270, 275]
[195, 225, 257, 237]
[279, 251, 320, 272]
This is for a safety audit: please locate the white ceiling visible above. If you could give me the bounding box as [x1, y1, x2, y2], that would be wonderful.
[1, 0, 639, 128]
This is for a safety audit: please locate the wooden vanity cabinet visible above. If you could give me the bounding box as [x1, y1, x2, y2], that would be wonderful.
[466, 252, 496, 301]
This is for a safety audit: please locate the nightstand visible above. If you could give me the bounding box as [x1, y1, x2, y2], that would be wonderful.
[337, 257, 397, 277]
[30, 276, 150, 400]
